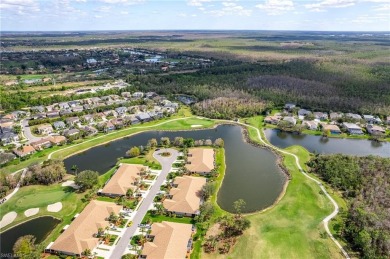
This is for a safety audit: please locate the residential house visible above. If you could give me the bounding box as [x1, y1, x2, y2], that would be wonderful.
[59, 110, 72, 116]
[115, 107, 127, 116]
[129, 116, 140, 125]
[284, 103, 296, 111]
[366, 125, 386, 135]
[342, 122, 364, 135]
[283, 116, 297, 125]
[146, 92, 158, 99]
[68, 101, 80, 107]
[36, 124, 53, 135]
[186, 148, 215, 175]
[71, 106, 84, 113]
[313, 112, 328, 121]
[53, 121, 66, 131]
[141, 221, 193, 259]
[31, 106, 45, 113]
[0, 120, 14, 133]
[82, 114, 94, 124]
[31, 138, 52, 150]
[345, 113, 362, 121]
[13, 145, 35, 157]
[0, 132, 19, 144]
[363, 115, 375, 124]
[46, 111, 60, 118]
[80, 126, 98, 136]
[1, 114, 16, 121]
[111, 118, 124, 129]
[329, 112, 343, 121]
[99, 164, 147, 197]
[163, 176, 206, 217]
[303, 120, 319, 130]
[58, 102, 70, 110]
[104, 121, 115, 132]
[121, 92, 131, 98]
[49, 135, 66, 145]
[64, 129, 80, 138]
[47, 200, 121, 257]
[264, 115, 282, 125]
[298, 109, 312, 120]
[323, 124, 342, 134]
[65, 117, 80, 127]
[136, 112, 152, 122]
[32, 113, 47, 120]
[133, 91, 144, 98]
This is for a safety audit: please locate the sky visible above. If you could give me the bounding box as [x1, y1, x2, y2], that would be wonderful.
[0, 0, 389, 31]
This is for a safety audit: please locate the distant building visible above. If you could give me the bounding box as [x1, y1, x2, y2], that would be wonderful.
[53, 121, 66, 130]
[31, 138, 52, 150]
[13, 145, 35, 157]
[284, 103, 296, 111]
[36, 124, 53, 135]
[322, 124, 341, 134]
[313, 112, 328, 121]
[283, 116, 297, 125]
[303, 120, 319, 130]
[366, 125, 386, 135]
[298, 109, 312, 119]
[342, 122, 363, 135]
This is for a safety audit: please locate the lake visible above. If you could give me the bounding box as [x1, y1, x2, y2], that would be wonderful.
[64, 125, 287, 213]
[264, 129, 390, 157]
[0, 216, 60, 256]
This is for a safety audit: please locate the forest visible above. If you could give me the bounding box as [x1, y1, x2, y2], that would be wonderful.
[307, 155, 390, 259]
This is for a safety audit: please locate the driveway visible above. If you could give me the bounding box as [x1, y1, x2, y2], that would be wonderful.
[21, 119, 41, 143]
[109, 148, 179, 259]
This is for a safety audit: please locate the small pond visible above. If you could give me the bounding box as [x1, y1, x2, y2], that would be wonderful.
[64, 125, 287, 213]
[0, 216, 60, 256]
[264, 129, 390, 157]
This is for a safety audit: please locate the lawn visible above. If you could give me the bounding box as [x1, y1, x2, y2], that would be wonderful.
[0, 184, 85, 238]
[203, 144, 344, 259]
[142, 211, 195, 225]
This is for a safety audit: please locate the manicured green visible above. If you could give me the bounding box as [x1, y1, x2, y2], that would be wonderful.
[142, 211, 195, 225]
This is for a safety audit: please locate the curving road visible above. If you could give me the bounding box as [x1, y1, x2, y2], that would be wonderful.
[21, 118, 41, 143]
[109, 148, 179, 259]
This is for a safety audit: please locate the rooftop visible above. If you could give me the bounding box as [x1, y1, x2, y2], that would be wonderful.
[185, 148, 215, 173]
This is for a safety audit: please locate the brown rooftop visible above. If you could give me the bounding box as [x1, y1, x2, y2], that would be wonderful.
[323, 124, 341, 132]
[142, 221, 193, 259]
[163, 176, 206, 215]
[185, 148, 215, 173]
[13, 145, 35, 157]
[100, 164, 147, 196]
[50, 200, 121, 256]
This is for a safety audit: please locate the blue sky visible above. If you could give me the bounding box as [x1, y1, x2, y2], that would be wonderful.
[1, 0, 389, 31]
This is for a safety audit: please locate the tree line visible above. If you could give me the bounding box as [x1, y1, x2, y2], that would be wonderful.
[308, 154, 390, 259]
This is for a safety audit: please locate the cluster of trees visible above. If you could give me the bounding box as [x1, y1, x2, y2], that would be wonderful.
[203, 199, 250, 254]
[192, 97, 268, 119]
[12, 235, 41, 259]
[0, 173, 18, 198]
[74, 170, 99, 191]
[308, 154, 390, 258]
[23, 159, 66, 186]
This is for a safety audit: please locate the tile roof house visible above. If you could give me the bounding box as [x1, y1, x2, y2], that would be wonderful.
[48, 200, 122, 256]
[136, 112, 152, 122]
[322, 124, 342, 134]
[342, 122, 363, 135]
[99, 164, 147, 197]
[345, 113, 362, 121]
[298, 109, 312, 119]
[65, 117, 80, 126]
[64, 129, 80, 137]
[53, 121, 66, 130]
[313, 112, 328, 121]
[185, 148, 215, 175]
[163, 176, 206, 217]
[284, 103, 296, 111]
[49, 135, 67, 145]
[366, 125, 386, 135]
[303, 120, 319, 130]
[0, 132, 19, 144]
[141, 221, 193, 259]
[283, 116, 297, 125]
[31, 138, 52, 150]
[13, 145, 35, 157]
[46, 111, 60, 118]
[264, 115, 282, 125]
[37, 124, 53, 135]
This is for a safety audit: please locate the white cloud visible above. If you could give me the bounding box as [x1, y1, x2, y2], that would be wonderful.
[120, 11, 129, 14]
[256, 0, 294, 15]
[372, 3, 390, 11]
[187, 0, 212, 7]
[305, 0, 356, 11]
[100, 0, 144, 4]
[205, 3, 252, 16]
[96, 6, 112, 12]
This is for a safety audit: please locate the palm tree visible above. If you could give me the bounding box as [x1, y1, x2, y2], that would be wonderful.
[126, 188, 134, 199]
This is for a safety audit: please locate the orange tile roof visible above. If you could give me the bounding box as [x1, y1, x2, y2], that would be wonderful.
[100, 164, 147, 196]
[185, 148, 215, 173]
[50, 200, 121, 255]
[163, 176, 206, 215]
[142, 221, 193, 259]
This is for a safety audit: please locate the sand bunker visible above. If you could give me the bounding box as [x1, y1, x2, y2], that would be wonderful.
[61, 180, 78, 189]
[24, 208, 39, 217]
[0, 211, 17, 228]
[47, 202, 62, 212]
[191, 125, 202, 128]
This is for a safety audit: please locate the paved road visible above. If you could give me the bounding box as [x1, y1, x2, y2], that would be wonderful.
[109, 148, 179, 259]
[2, 169, 26, 203]
[21, 118, 41, 143]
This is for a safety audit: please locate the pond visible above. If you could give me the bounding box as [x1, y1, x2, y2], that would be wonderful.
[64, 125, 287, 213]
[264, 129, 390, 157]
[0, 216, 60, 256]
